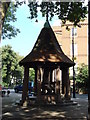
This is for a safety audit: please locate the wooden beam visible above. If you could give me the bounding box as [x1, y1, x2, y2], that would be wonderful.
[34, 67, 37, 95]
[37, 67, 41, 102]
[65, 68, 70, 99]
[62, 69, 66, 94]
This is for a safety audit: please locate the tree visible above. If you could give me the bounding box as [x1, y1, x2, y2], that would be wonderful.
[0, 2, 10, 24]
[28, 1, 87, 26]
[11, 53, 24, 85]
[0, 2, 21, 40]
[29, 68, 35, 81]
[0, 1, 87, 41]
[76, 63, 88, 93]
[0, 2, 10, 40]
[2, 45, 24, 86]
[2, 2, 20, 39]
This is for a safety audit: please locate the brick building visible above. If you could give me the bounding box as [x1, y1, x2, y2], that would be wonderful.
[52, 19, 88, 70]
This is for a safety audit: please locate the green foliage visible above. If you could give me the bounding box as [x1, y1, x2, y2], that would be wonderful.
[1, 1, 87, 40]
[1, 45, 35, 86]
[28, 2, 87, 26]
[2, 82, 8, 88]
[2, 45, 24, 86]
[2, 2, 20, 39]
[28, 2, 38, 19]
[76, 63, 88, 93]
[29, 68, 35, 81]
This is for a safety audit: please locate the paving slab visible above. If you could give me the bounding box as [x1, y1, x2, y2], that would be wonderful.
[1, 90, 88, 120]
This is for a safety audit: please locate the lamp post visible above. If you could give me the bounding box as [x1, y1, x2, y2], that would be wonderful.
[72, 27, 76, 98]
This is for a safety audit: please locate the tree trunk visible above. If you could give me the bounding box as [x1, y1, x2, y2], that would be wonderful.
[0, 1, 3, 40]
[22, 66, 29, 106]
[0, 2, 10, 41]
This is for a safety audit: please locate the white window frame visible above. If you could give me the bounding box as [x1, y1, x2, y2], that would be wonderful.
[71, 27, 77, 37]
[70, 43, 78, 56]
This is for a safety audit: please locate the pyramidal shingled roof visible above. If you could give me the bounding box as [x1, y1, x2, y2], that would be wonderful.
[19, 21, 74, 67]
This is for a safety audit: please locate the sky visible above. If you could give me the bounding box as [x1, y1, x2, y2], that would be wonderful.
[1, 3, 60, 57]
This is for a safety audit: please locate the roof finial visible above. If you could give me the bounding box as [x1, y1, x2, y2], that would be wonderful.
[46, 2, 49, 22]
[44, 2, 50, 28]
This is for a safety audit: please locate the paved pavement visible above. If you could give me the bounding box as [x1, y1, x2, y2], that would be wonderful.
[1, 89, 88, 120]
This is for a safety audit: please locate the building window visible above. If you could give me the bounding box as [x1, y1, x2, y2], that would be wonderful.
[71, 27, 77, 37]
[70, 43, 78, 56]
[69, 63, 78, 76]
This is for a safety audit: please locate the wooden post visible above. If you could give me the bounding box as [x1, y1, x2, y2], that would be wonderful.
[62, 68, 70, 99]
[62, 69, 66, 95]
[37, 80, 41, 102]
[34, 67, 37, 95]
[56, 81, 60, 102]
[65, 68, 70, 100]
[22, 66, 29, 106]
[55, 68, 61, 102]
[36, 67, 41, 102]
[50, 69, 53, 84]
[43, 67, 50, 84]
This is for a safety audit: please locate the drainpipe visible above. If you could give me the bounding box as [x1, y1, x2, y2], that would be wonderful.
[72, 27, 76, 98]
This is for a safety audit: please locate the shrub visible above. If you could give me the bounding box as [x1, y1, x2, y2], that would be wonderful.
[75, 63, 88, 94]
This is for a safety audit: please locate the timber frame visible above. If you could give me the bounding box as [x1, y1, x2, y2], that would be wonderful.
[19, 21, 75, 105]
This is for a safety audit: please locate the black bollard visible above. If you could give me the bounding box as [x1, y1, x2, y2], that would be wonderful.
[7, 90, 10, 96]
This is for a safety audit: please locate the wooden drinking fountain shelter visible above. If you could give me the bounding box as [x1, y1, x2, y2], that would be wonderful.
[19, 21, 75, 105]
